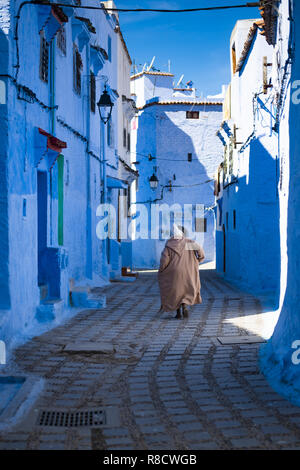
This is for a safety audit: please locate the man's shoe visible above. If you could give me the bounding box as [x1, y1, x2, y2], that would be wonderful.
[182, 305, 189, 318]
[175, 309, 182, 319]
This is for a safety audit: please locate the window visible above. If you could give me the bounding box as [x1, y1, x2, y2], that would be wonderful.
[57, 26, 66, 56]
[107, 120, 114, 147]
[195, 218, 207, 233]
[233, 210, 236, 230]
[73, 44, 83, 95]
[108, 35, 112, 62]
[123, 128, 127, 148]
[90, 71, 96, 113]
[127, 132, 130, 152]
[186, 111, 199, 119]
[22, 198, 27, 218]
[232, 42, 237, 74]
[39, 30, 49, 83]
[188, 153, 192, 162]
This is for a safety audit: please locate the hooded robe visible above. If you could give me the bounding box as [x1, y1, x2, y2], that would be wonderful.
[158, 237, 205, 312]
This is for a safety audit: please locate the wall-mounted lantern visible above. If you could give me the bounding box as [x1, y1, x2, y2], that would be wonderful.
[149, 173, 159, 190]
[97, 84, 114, 124]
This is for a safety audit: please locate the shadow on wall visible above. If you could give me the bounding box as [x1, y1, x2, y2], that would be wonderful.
[0, 29, 10, 314]
[260, 1, 300, 406]
[132, 106, 218, 269]
[218, 138, 280, 309]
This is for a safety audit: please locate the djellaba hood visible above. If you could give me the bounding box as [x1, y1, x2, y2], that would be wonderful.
[165, 237, 187, 256]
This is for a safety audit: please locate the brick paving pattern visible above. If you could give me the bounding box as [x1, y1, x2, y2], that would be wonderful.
[1, 269, 300, 450]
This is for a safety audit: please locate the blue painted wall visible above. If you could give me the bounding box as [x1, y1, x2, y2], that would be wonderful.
[215, 19, 280, 303]
[0, 0, 124, 344]
[259, 0, 300, 407]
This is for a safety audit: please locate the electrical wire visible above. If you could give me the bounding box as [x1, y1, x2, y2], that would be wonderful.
[131, 150, 218, 163]
[132, 177, 214, 205]
[100, 3, 261, 12]
[13, 0, 262, 80]
[0, 73, 58, 110]
[16, 1, 262, 14]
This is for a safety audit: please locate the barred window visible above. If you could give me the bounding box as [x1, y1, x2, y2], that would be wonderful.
[127, 132, 130, 152]
[90, 71, 96, 113]
[73, 44, 83, 95]
[123, 128, 127, 148]
[39, 30, 49, 83]
[186, 111, 199, 119]
[57, 26, 66, 56]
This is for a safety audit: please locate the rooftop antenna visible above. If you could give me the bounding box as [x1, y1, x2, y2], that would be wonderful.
[147, 56, 155, 71]
[142, 63, 147, 72]
[176, 74, 184, 88]
[132, 59, 138, 75]
[168, 60, 171, 73]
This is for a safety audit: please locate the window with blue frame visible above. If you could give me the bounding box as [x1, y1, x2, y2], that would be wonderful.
[108, 35, 112, 62]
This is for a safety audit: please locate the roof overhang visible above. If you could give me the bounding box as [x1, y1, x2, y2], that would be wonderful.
[34, 128, 67, 170]
[107, 176, 128, 189]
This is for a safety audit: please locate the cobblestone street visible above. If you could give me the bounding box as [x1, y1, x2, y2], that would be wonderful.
[1, 268, 300, 450]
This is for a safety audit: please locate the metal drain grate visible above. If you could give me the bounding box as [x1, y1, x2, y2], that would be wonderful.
[37, 409, 106, 428]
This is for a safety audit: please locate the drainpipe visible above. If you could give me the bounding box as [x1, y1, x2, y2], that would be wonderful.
[86, 45, 92, 279]
[49, 40, 56, 246]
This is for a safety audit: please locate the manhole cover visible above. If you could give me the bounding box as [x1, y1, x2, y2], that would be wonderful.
[37, 409, 106, 428]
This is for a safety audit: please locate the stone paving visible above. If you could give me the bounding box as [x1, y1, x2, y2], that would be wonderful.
[1, 268, 300, 450]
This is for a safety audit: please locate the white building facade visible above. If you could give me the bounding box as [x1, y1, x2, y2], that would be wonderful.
[130, 71, 224, 269]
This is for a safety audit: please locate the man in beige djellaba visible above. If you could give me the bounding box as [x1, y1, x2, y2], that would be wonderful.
[158, 224, 205, 319]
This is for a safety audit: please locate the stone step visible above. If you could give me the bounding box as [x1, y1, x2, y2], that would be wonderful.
[69, 287, 106, 309]
[36, 299, 64, 323]
[110, 274, 136, 283]
[39, 284, 48, 302]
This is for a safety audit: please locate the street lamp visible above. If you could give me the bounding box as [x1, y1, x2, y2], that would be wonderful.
[97, 82, 114, 279]
[97, 84, 114, 124]
[149, 173, 159, 190]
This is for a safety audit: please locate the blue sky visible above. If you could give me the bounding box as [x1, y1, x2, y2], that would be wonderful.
[116, 0, 261, 97]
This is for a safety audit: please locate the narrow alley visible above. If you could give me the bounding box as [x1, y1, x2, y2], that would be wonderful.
[1, 268, 300, 451]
